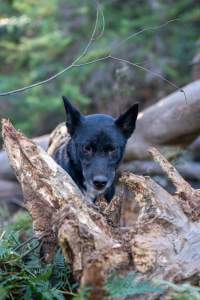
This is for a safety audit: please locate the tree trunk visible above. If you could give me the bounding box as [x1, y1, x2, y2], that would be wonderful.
[2, 119, 200, 299]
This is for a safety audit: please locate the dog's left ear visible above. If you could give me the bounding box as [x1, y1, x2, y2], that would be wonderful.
[62, 96, 82, 135]
[115, 103, 139, 139]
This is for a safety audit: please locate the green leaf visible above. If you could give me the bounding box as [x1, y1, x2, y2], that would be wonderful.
[105, 272, 163, 298]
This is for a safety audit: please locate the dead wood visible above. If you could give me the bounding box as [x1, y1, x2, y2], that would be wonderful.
[2, 119, 200, 300]
[0, 134, 49, 181]
[2, 119, 130, 300]
[149, 147, 200, 221]
[119, 171, 200, 290]
[126, 79, 200, 160]
[121, 160, 200, 181]
[189, 136, 200, 161]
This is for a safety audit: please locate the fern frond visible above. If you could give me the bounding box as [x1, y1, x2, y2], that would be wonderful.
[105, 272, 163, 299]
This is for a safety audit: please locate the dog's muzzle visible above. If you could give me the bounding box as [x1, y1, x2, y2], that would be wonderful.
[92, 175, 108, 190]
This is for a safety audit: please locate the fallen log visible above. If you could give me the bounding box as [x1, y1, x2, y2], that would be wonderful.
[120, 160, 200, 182]
[2, 119, 200, 299]
[189, 136, 200, 161]
[126, 79, 200, 160]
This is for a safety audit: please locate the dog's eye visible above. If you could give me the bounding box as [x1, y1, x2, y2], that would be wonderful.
[107, 146, 116, 155]
[83, 145, 92, 154]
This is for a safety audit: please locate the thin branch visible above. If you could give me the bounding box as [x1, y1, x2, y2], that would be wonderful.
[20, 239, 44, 258]
[13, 234, 46, 251]
[92, 0, 105, 40]
[112, 18, 179, 51]
[0, 7, 182, 97]
[74, 2, 100, 60]
[73, 55, 109, 66]
[74, 54, 186, 102]
[109, 55, 185, 97]
[0, 1, 101, 96]
[75, 55, 181, 90]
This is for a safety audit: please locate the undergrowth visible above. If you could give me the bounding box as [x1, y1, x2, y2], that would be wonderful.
[0, 210, 77, 300]
[1, 209, 200, 300]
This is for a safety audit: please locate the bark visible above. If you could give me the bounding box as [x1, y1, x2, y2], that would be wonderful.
[2, 119, 130, 300]
[2, 119, 200, 300]
[119, 148, 200, 290]
[0, 134, 49, 181]
[119, 172, 200, 287]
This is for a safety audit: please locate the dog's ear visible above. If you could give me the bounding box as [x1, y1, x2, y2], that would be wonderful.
[62, 96, 82, 135]
[115, 103, 139, 139]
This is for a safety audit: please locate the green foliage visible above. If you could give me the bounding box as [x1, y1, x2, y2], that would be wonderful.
[0, 211, 74, 300]
[72, 288, 91, 300]
[0, 0, 91, 137]
[0, 0, 199, 138]
[105, 271, 163, 299]
[104, 272, 200, 300]
[1, 210, 200, 299]
[156, 280, 200, 300]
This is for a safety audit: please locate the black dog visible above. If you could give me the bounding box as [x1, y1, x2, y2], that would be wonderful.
[53, 96, 138, 203]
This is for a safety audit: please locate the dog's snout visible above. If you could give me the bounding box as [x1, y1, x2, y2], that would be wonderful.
[93, 175, 108, 190]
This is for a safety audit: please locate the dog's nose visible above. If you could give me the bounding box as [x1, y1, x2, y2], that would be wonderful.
[93, 175, 108, 190]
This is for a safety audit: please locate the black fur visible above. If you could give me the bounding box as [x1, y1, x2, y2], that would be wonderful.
[53, 96, 138, 203]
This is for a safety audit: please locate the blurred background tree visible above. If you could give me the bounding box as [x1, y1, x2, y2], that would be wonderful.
[0, 0, 199, 137]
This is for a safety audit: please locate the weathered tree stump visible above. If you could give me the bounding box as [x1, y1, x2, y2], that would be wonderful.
[2, 119, 200, 300]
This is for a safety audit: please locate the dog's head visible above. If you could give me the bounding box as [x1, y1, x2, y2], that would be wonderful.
[62, 96, 138, 200]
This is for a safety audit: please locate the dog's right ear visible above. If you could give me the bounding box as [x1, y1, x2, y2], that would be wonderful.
[115, 103, 139, 139]
[62, 96, 82, 135]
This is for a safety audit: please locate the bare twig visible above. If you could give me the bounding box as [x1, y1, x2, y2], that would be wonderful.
[0, 4, 183, 97]
[0, 1, 101, 96]
[109, 56, 186, 101]
[75, 54, 186, 102]
[21, 239, 45, 258]
[93, 0, 105, 40]
[112, 18, 179, 51]
[13, 234, 46, 251]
